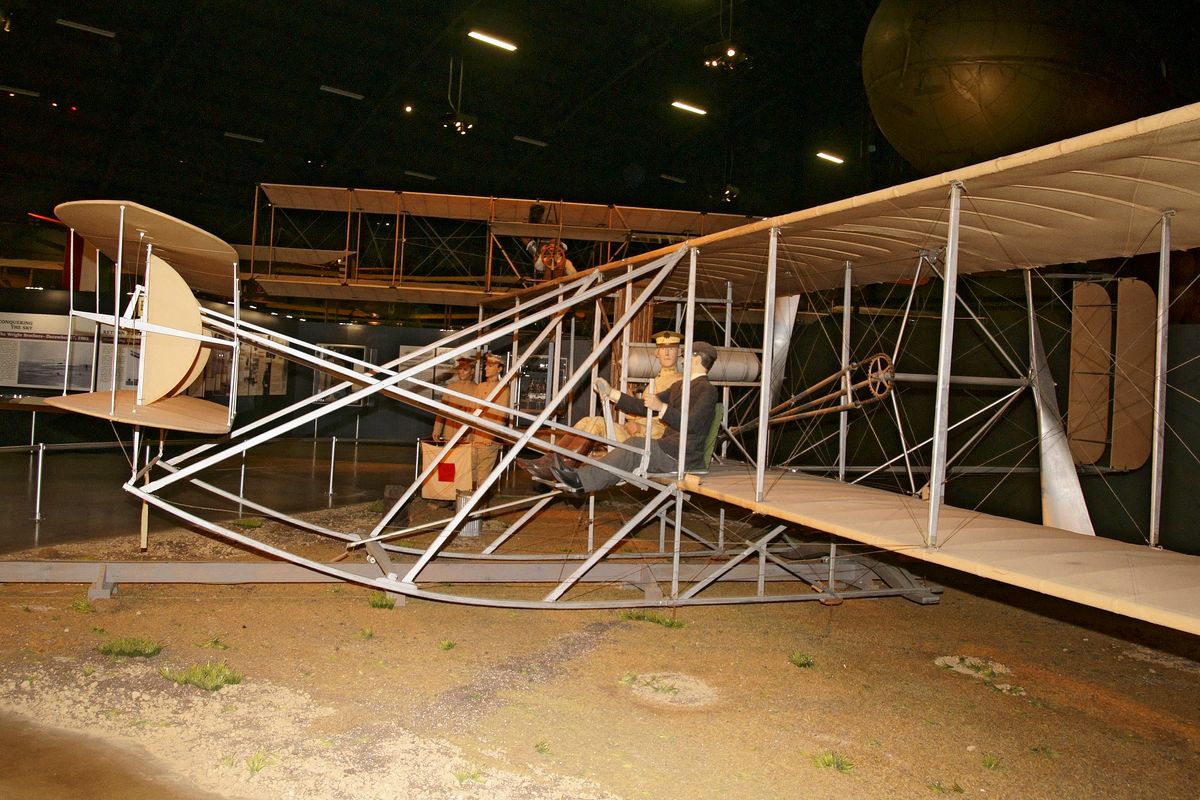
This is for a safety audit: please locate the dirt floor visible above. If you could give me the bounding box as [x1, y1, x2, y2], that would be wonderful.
[1, 498, 1198, 799]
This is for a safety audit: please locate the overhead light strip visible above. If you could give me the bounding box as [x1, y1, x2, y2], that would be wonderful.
[404, 170, 437, 181]
[1, 85, 40, 97]
[660, 174, 687, 184]
[513, 135, 548, 147]
[816, 151, 844, 164]
[468, 30, 517, 51]
[319, 84, 364, 100]
[224, 131, 264, 143]
[671, 100, 707, 115]
[56, 18, 116, 38]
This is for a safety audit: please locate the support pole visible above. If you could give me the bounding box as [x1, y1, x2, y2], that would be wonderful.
[672, 247, 699, 597]
[838, 261, 852, 481]
[1149, 210, 1175, 548]
[926, 182, 964, 548]
[33, 443, 45, 522]
[327, 436, 338, 497]
[722, 280, 732, 459]
[110, 204, 126, 415]
[755, 227, 780, 501]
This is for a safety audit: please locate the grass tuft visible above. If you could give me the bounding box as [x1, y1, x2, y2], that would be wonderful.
[197, 635, 230, 650]
[928, 780, 965, 794]
[438, 639, 457, 651]
[359, 627, 374, 640]
[245, 750, 273, 774]
[453, 767, 483, 784]
[161, 661, 243, 691]
[367, 591, 395, 610]
[70, 597, 94, 613]
[619, 609, 686, 628]
[367, 499, 389, 514]
[230, 517, 264, 529]
[982, 753, 1000, 770]
[98, 637, 162, 658]
[535, 740, 551, 755]
[815, 751, 853, 773]
[789, 651, 815, 669]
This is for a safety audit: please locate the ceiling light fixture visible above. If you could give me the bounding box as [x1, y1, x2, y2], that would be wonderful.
[224, 131, 264, 143]
[404, 104, 413, 113]
[703, 40, 750, 70]
[404, 170, 437, 181]
[703, 2, 750, 70]
[513, 135, 547, 147]
[319, 84, 364, 100]
[442, 58, 476, 134]
[816, 151, 844, 164]
[1, 84, 39, 97]
[56, 18, 116, 38]
[722, 184, 739, 203]
[671, 100, 707, 115]
[660, 174, 687, 185]
[467, 30, 516, 51]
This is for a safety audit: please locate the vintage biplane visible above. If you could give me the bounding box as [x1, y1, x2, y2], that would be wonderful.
[7, 101, 1200, 636]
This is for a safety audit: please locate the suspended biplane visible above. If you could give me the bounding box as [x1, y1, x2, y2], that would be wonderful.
[9, 101, 1200, 636]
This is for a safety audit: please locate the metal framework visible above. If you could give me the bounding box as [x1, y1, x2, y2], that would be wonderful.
[8, 98, 1199, 633]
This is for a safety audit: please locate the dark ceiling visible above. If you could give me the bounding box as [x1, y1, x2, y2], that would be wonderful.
[2, 0, 1198, 253]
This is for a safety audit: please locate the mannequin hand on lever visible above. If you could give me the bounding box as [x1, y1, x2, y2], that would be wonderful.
[595, 376, 624, 400]
[643, 391, 666, 414]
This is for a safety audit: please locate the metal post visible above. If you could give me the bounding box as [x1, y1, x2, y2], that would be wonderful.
[1149, 210, 1174, 548]
[33, 443, 45, 521]
[391, 194, 401, 285]
[671, 247, 699, 597]
[110, 204, 126, 415]
[248, 185, 260, 278]
[328, 436, 338, 496]
[722, 280, 732, 459]
[567, 314, 577, 424]
[587, 496, 595, 551]
[29, 412, 36, 447]
[755, 227, 780, 501]
[63, 228, 76, 396]
[239, 452, 246, 516]
[135, 242, 153, 407]
[140, 440, 150, 551]
[838, 261, 852, 481]
[926, 182, 964, 548]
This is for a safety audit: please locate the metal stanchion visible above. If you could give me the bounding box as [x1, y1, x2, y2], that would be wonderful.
[33, 443, 45, 521]
[327, 436, 337, 497]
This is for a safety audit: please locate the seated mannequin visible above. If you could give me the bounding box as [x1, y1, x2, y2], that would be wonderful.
[518, 330, 684, 483]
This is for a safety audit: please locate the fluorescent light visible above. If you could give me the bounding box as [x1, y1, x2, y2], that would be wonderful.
[513, 135, 547, 147]
[224, 131, 264, 143]
[404, 170, 436, 181]
[468, 30, 517, 51]
[659, 174, 687, 185]
[319, 84, 364, 100]
[57, 18, 116, 38]
[671, 100, 707, 115]
[816, 151, 844, 164]
[1, 85, 39, 97]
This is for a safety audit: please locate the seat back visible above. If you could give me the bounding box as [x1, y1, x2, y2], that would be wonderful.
[702, 402, 723, 470]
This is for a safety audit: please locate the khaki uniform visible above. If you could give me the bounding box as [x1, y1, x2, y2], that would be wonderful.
[573, 365, 683, 444]
[432, 376, 477, 440]
[469, 379, 511, 485]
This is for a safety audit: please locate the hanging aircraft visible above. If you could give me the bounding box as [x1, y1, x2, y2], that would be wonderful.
[7, 100, 1200, 636]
